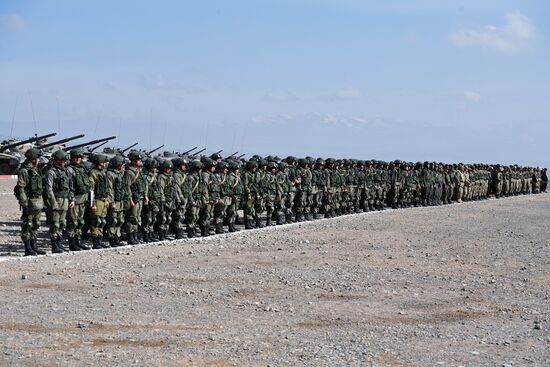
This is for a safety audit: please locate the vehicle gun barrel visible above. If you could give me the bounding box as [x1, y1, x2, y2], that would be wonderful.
[0, 132, 57, 153]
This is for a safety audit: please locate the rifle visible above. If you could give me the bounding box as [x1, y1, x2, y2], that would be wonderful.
[120, 142, 138, 154]
[38, 134, 85, 150]
[64, 136, 116, 151]
[148, 144, 164, 155]
[227, 151, 239, 158]
[0, 132, 57, 153]
[237, 153, 246, 159]
[214, 149, 223, 155]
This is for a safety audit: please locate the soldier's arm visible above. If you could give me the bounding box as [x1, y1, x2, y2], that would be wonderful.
[46, 170, 58, 209]
[16, 169, 29, 206]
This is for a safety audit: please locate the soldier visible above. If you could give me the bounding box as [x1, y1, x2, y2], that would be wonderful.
[105, 154, 125, 247]
[15, 148, 46, 256]
[264, 161, 278, 226]
[45, 149, 74, 253]
[541, 168, 548, 192]
[285, 156, 299, 223]
[242, 160, 258, 229]
[156, 160, 175, 240]
[254, 159, 268, 228]
[124, 150, 147, 245]
[185, 160, 203, 238]
[88, 154, 110, 249]
[141, 158, 160, 243]
[66, 148, 91, 251]
[275, 161, 289, 224]
[198, 158, 215, 236]
[225, 160, 243, 232]
[312, 159, 327, 219]
[172, 157, 189, 239]
[389, 160, 402, 209]
[212, 161, 229, 234]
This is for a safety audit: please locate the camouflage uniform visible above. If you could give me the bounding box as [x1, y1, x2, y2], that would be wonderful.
[15, 148, 46, 256]
[124, 151, 147, 245]
[45, 150, 73, 253]
[88, 155, 110, 249]
[105, 155, 125, 247]
[66, 149, 91, 250]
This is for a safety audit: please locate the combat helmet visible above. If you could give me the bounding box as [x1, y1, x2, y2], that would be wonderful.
[52, 150, 69, 161]
[24, 148, 41, 161]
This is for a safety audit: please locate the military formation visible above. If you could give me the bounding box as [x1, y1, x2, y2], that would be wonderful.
[14, 146, 548, 256]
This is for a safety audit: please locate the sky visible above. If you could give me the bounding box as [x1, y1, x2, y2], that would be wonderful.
[0, 0, 549, 167]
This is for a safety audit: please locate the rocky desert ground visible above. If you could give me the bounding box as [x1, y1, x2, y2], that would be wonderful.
[0, 179, 549, 366]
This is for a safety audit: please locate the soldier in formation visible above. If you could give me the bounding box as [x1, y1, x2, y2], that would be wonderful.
[14, 149, 548, 255]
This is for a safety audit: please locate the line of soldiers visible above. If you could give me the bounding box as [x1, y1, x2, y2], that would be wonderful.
[15, 147, 548, 256]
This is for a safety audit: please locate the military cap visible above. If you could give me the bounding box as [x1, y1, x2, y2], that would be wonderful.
[210, 153, 222, 160]
[286, 156, 296, 163]
[258, 158, 268, 167]
[278, 161, 288, 169]
[316, 158, 325, 165]
[70, 148, 85, 158]
[110, 154, 125, 166]
[25, 148, 42, 160]
[267, 161, 278, 169]
[52, 150, 69, 161]
[228, 161, 240, 170]
[216, 161, 228, 169]
[128, 150, 143, 161]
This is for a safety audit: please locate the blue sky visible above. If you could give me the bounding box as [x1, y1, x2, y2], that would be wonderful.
[1, 0, 549, 166]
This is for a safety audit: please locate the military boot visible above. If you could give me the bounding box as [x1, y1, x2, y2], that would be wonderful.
[74, 236, 90, 250]
[254, 215, 264, 228]
[127, 232, 137, 245]
[68, 237, 81, 251]
[285, 212, 294, 223]
[186, 227, 194, 238]
[24, 240, 37, 256]
[215, 223, 225, 234]
[200, 225, 208, 237]
[51, 238, 64, 254]
[175, 229, 184, 239]
[276, 214, 284, 225]
[108, 237, 115, 248]
[91, 237, 101, 250]
[30, 239, 46, 255]
[244, 216, 254, 230]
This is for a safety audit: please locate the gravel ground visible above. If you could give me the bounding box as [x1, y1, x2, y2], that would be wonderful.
[0, 179, 549, 366]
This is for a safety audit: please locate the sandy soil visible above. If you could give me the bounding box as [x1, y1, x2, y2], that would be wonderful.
[0, 179, 549, 366]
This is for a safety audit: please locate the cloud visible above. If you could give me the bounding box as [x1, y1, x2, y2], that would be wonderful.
[450, 11, 537, 53]
[464, 91, 481, 102]
[0, 13, 25, 32]
[140, 74, 204, 95]
[248, 112, 400, 129]
[262, 90, 298, 102]
[324, 88, 362, 101]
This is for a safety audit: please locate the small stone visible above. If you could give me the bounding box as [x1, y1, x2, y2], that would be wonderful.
[21, 275, 27, 280]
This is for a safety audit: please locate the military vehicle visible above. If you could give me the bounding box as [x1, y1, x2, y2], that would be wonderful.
[0, 132, 57, 174]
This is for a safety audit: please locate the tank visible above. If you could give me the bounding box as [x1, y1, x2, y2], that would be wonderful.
[0, 132, 57, 174]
